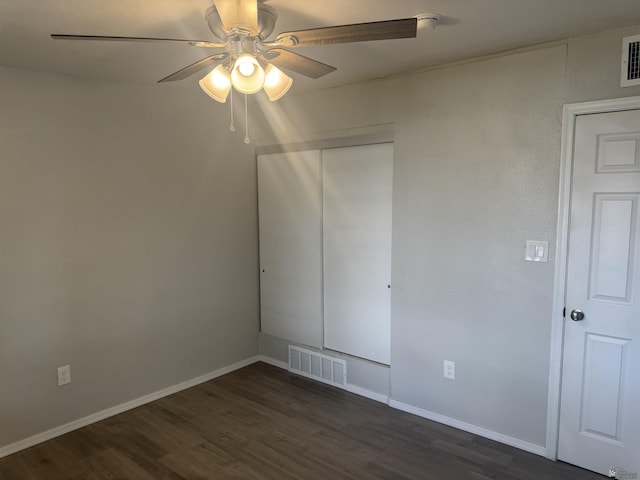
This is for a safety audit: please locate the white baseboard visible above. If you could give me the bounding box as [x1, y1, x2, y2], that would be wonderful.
[342, 383, 390, 404]
[256, 354, 289, 370]
[1, 355, 546, 461]
[0, 356, 261, 459]
[263, 352, 543, 457]
[266, 349, 547, 456]
[389, 399, 546, 457]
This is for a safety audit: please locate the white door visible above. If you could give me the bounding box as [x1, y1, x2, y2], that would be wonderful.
[322, 143, 393, 365]
[558, 109, 640, 476]
[257, 151, 323, 348]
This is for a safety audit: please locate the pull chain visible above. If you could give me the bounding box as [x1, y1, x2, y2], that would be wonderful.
[244, 93, 251, 144]
[229, 88, 236, 132]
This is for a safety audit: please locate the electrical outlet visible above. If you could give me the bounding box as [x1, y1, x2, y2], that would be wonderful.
[443, 360, 455, 380]
[57, 365, 71, 386]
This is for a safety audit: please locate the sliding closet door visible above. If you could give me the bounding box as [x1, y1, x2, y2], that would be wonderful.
[257, 151, 323, 348]
[323, 143, 393, 365]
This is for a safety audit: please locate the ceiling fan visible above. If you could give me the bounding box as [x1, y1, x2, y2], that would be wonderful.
[51, 0, 419, 103]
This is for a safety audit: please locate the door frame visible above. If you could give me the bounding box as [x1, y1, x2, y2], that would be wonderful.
[546, 95, 640, 460]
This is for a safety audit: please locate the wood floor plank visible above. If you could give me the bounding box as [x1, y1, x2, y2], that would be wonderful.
[0, 362, 603, 479]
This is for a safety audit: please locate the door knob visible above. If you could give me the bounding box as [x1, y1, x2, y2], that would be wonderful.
[570, 309, 585, 321]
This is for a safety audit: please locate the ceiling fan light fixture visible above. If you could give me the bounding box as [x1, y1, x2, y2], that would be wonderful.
[53, 3, 425, 140]
[263, 64, 293, 101]
[199, 64, 232, 103]
[231, 54, 265, 94]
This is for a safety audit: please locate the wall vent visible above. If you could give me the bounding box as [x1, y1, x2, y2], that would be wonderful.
[621, 34, 640, 87]
[288, 345, 346, 387]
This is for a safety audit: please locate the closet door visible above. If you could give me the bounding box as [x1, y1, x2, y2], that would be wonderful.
[323, 143, 393, 365]
[257, 151, 323, 348]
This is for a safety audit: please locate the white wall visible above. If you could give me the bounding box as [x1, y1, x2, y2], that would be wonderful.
[0, 67, 260, 449]
[3, 22, 639, 456]
[567, 26, 640, 103]
[386, 45, 566, 446]
[254, 24, 640, 449]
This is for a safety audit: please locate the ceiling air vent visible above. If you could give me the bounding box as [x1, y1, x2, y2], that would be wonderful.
[621, 34, 640, 87]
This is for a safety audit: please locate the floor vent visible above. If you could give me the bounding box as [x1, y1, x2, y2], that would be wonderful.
[288, 345, 346, 387]
[621, 34, 640, 87]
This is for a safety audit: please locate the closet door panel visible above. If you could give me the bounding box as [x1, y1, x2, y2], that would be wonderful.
[323, 143, 393, 365]
[257, 151, 323, 348]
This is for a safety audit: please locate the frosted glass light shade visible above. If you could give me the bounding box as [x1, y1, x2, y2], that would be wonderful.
[199, 65, 231, 103]
[263, 64, 293, 101]
[231, 55, 265, 94]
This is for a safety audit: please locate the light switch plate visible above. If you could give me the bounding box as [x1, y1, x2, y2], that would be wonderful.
[525, 240, 549, 262]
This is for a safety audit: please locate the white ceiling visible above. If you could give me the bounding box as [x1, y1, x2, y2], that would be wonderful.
[2, 0, 640, 94]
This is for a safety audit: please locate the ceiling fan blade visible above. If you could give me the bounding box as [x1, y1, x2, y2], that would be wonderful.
[158, 53, 230, 82]
[51, 34, 226, 48]
[213, 0, 258, 35]
[275, 18, 417, 47]
[264, 48, 336, 79]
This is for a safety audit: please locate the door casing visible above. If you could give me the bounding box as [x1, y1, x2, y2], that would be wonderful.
[546, 95, 640, 460]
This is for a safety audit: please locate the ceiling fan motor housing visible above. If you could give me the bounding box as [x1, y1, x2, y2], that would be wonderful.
[205, 3, 278, 41]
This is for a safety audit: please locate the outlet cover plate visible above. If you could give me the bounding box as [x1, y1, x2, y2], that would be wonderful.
[57, 365, 71, 386]
[444, 360, 455, 380]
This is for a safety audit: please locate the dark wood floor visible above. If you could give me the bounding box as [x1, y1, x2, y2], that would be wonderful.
[0, 362, 602, 479]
